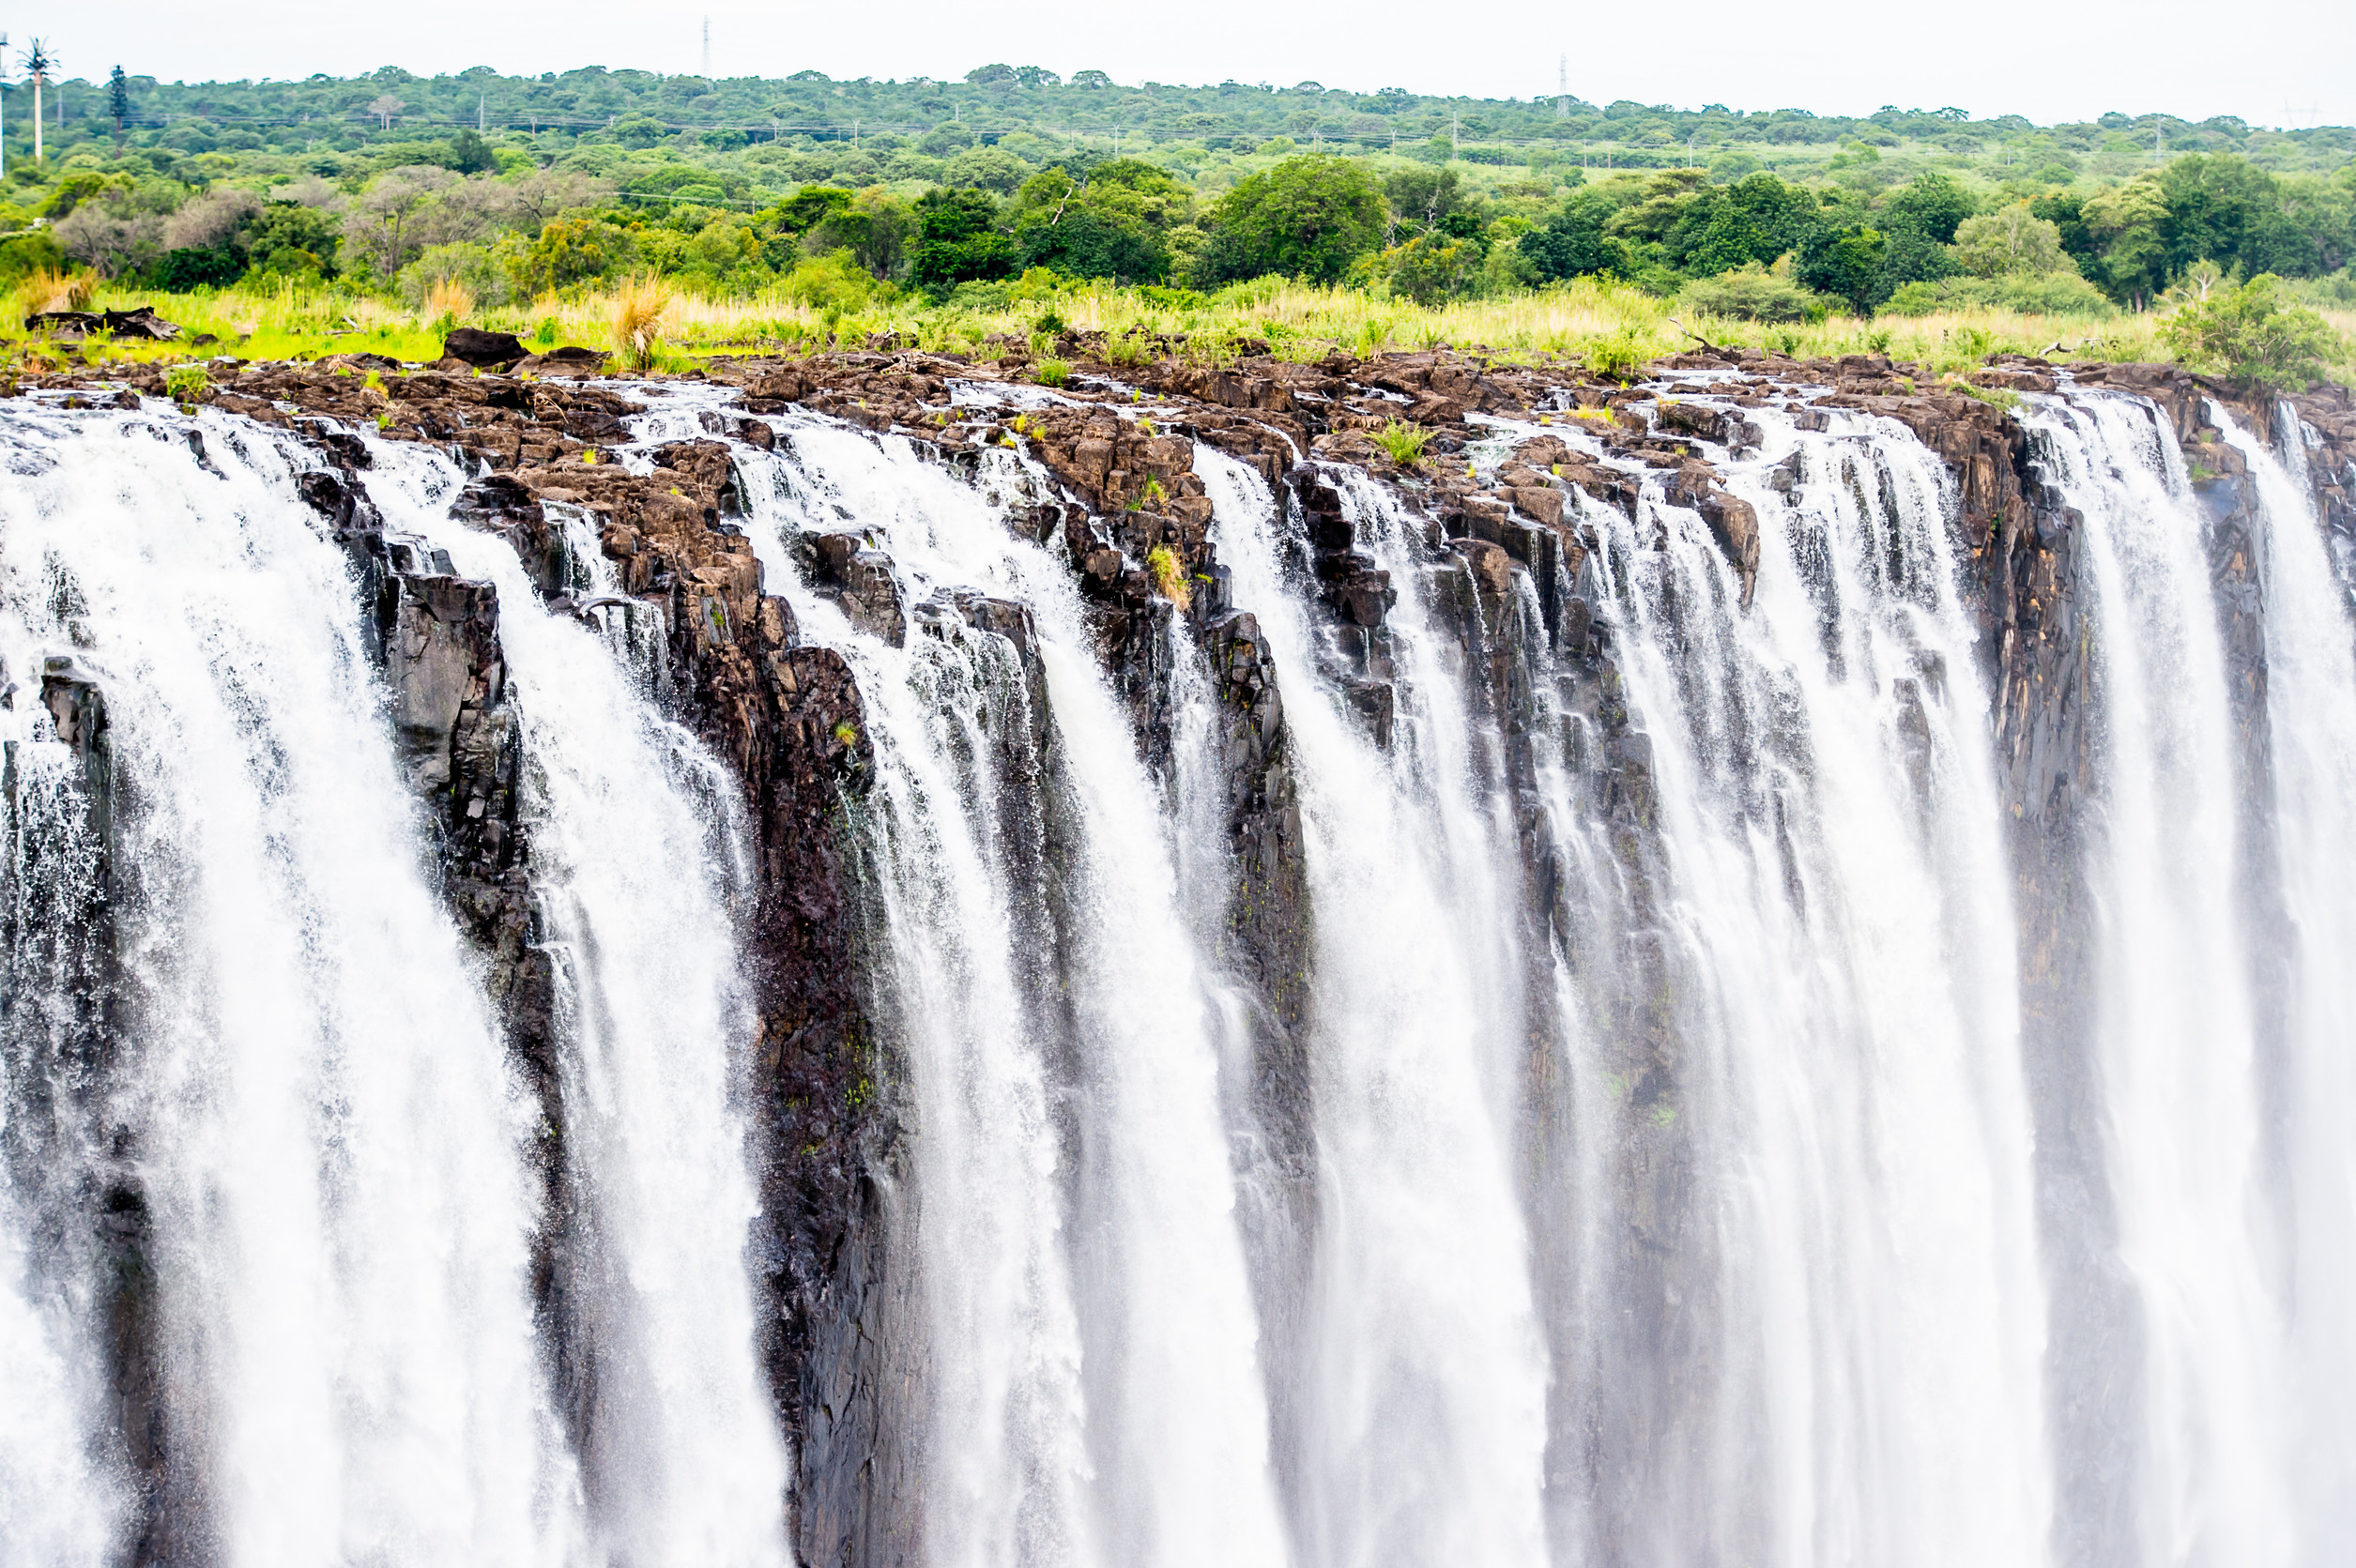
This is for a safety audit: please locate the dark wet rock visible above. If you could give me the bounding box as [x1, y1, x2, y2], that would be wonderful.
[442, 327, 528, 369]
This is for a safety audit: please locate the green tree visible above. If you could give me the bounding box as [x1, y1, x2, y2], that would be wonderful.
[1012, 160, 1189, 282]
[1881, 172, 1974, 244]
[1796, 223, 1887, 314]
[1383, 165, 1471, 236]
[446, 129, 497, 175]
[767, 187, 854, 235]
[2158, 273, 2343, 395]
[2082, 178, 2170, 308]
[1675, 173, 1815, 274]
[1951, 203, 2073, 278]
[246, 202, 344, 278]
[807, 190, 913, 280]
[1522, 191, 1629, 281]
[2155, 153, 2277, 277]
[108, 65, 130, 149]
[1192, 155, 1387, 286]
[1381, 234, 1481, 303]
[512, 216, 639, 294]
[909, 187, 1017, 289]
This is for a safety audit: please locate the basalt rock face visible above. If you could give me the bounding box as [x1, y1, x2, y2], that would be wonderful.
[25, 339, 2356, 1562]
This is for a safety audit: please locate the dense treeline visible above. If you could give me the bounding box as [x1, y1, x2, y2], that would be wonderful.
[45, 64, 2356, 175]
[9, 64, 2354, 328]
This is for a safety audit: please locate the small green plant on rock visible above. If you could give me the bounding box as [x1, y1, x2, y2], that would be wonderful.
[1033, 357, 1071, 388]
[1145, 544, 1191, 610]
[163, 364, 207, 407]
[1373, 419, 1431, 468]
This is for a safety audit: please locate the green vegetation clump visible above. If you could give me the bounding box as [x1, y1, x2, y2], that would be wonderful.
[1144, 544, 1190, 609]
[1033, 357, 1071, 387]
[1372, 420, 1432, 467]
[2159, 274, 2346, 395]
[163, 363, 207, 403]
[1676, 265, 1825, 323]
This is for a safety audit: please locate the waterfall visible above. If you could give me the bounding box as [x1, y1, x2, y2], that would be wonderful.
[362, 443, 795, 1568]
[0, 409, 578, 1563]
[2213, 403, 2356, 1562]
[7, 362, 2356, 1568]
[735, 416, 1288, 1566]
[1528, 403, 2047, 1563]
[1198, 450, 1552, 1568]
[2023, 391, 2293, 1563]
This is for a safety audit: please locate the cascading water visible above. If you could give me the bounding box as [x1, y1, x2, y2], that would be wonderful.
[2024, 391, 2294, 1564]
[1198, 449, 1552, 1568]
[360, 442, 795, 1568]
[1544, 403, 2049, 1565]
[8, 358, 2356, 1568]
[0, 409, 578, 1564]
[732, 415, 1288, 1567]
[2213, 403, 2356, 1563]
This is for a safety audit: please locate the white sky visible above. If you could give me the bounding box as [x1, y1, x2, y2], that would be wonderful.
[45, 0, 2356, 130]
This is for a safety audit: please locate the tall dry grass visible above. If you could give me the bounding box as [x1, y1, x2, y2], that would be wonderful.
[423, 276, 476, 326]
[610, 273, 672, 372]
[16, 267, 98, 320]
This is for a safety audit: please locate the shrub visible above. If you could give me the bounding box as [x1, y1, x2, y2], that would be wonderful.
[1587, 328, 1651, 383]
[513, 217, 638, 297]
[1372, 419, 1431, 467]
[780, 250, 882, 313]
[1382, 234, 1481, 305]
[1882, 272, 2115, 317]
[611, 272, 672, 373]
[1677, 264, 1825, 323]
[2159, 273, 2344, 396]
[399, 241, 508, 311]
[164, 364, 207, 404]
[0, 231, 68, 284]
[1033, 357, 1071, 387]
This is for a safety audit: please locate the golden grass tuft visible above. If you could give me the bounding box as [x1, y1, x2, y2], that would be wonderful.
[611, 272, 672, 372]
[17, 267, 98, 320]
[422, 276, 475, 327]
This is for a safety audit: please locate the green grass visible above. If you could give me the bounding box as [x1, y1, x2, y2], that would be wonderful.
[17, 269, 2351, 391]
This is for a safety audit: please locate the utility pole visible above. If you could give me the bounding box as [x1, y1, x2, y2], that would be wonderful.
[1450, 108, 1459, 159]
[1, 36, 10, 181]
[478, 93, 485, 131]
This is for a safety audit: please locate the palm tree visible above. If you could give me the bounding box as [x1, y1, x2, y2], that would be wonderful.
[20, 38, 51, 163]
